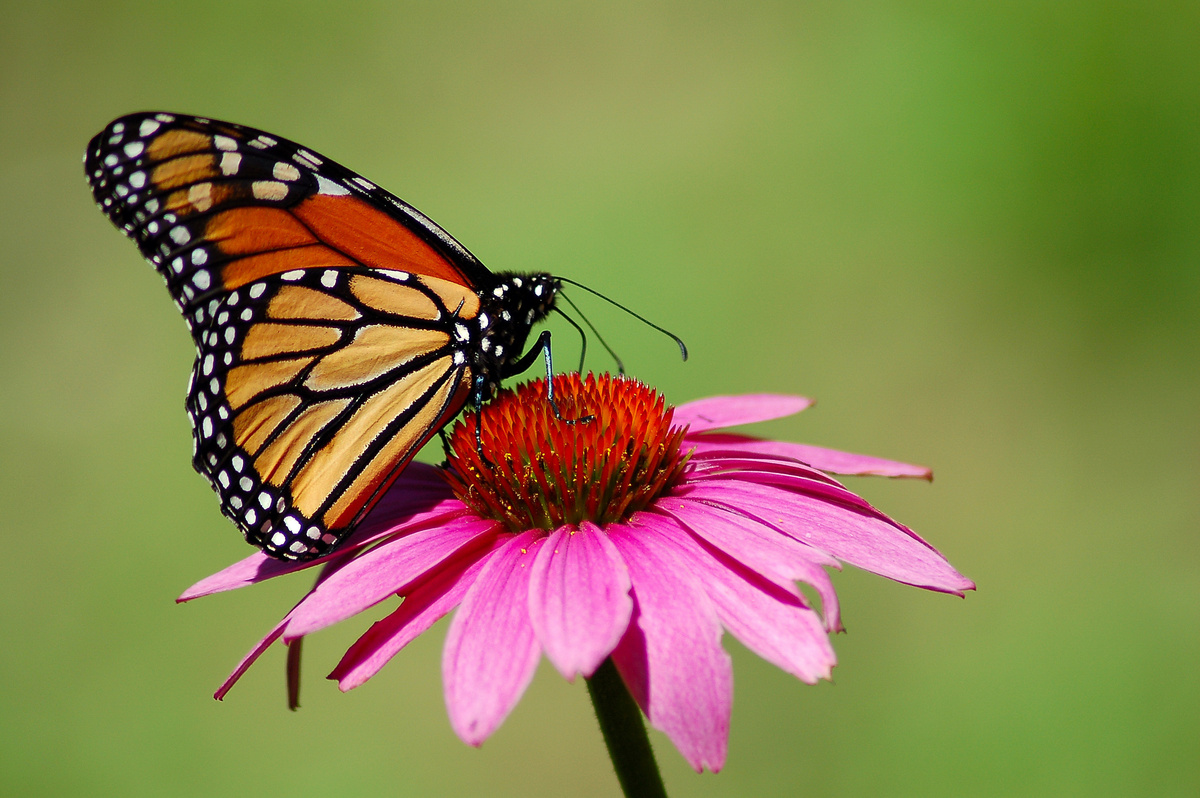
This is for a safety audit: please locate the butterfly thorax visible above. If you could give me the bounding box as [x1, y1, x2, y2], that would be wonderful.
[471, 271, 560, 403]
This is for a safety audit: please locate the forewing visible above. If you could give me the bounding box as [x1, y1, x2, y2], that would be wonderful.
[85, 112, 493, 339]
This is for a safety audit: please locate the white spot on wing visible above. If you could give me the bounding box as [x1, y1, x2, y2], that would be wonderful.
[187, 182, 213, 212]
[251, 181, 288, 201]
[315, 174, 349, 196]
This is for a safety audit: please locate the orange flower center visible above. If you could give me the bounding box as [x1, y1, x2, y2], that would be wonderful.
[443, 373, 689, 533]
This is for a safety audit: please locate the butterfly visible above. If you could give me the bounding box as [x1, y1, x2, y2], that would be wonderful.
[85, 112, 572, 561]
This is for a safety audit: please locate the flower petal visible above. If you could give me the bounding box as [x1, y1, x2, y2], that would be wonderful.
[688, 450, 844, 486]
[527, 522, 633, 680]
[652, 499, 843, 632]
[214, 618, 287, 700]
[443, 530, 544, 746]
[673, 394, 813, 432]
[178, 498, 467, 602]
[680, 479, 974, 594]
[178, 552, 297, 602]
[698, 466, 893, 520]
[638, 512, 836, 683]
[330, 536, 507, 691]
[607, 518, 731, 773]
[283, 516, 500, 639]
[690, 433, 932, 479]
[211, 556, 353, 697]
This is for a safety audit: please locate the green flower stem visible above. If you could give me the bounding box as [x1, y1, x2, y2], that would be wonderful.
[586, 657, 668, 798]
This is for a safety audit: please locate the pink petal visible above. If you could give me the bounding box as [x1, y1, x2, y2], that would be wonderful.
[688, 450, 844, 486]
[527, 522, 633, 680]
[673, 394, 813, 433]
[283, 516, 501, 639]
[652, 499, 843, 632]
[679, 479, 974, 594]
[211, 557, 353, 697]
[639, 513, 836, 683]
[608, 519, 731, 773]
[695, 466, 895, 521]
[330, 536, 507, 691]
[443, 530, 545, 746]
[214, 618, 287, 700]
[179, 552, 298, 602]
[690, 433, 932, 479]
[178, 498, 467, 602]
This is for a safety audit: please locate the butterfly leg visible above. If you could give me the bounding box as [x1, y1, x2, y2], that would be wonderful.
[471, 373, 494, 466]
[504, 330, 595, 425]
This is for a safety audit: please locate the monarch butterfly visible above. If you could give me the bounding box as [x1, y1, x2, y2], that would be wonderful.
[85, 112, 581, 562]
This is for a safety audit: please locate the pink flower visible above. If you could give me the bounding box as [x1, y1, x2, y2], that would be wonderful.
[181, 374, 973, 773]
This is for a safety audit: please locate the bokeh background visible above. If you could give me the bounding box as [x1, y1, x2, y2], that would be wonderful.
[2, 2, 1196, 795]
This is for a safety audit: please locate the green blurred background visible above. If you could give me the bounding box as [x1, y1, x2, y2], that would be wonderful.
[2, 1, 1196, 795]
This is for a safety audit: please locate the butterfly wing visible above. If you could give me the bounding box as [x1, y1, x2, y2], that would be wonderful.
[85, 112, 495, 334]
[86, 112, 489, 559]
[188, 267, 475, 558]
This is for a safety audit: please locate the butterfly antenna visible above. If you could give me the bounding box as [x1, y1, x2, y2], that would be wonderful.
[558, 277, 688, 361]
[557, 296, 624, 374]
[552, 304, 590, 374]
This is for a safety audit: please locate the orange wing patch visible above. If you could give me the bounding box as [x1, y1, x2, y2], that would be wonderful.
[421, 274, 481, 319]
[267, 285, 361, 321]
[207, 207, 315, 254]
[225, 357, 315, 410]
[146, 128, 212, 161]
[323, 369, 464, 528]
[304, 326, 449, 392]
[290, 356, 452, 519]
[152, 153, 218, 191]
[254, 397, 353, 487]
[294, 193, 469, 285]
[349, 275, 441, 319]
[223, 247, 359, 289]
[232, 393, 303, 455]
[240, 323, 341, 361]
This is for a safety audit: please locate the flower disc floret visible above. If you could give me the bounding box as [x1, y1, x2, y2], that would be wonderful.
[443, 373, 689, 532]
